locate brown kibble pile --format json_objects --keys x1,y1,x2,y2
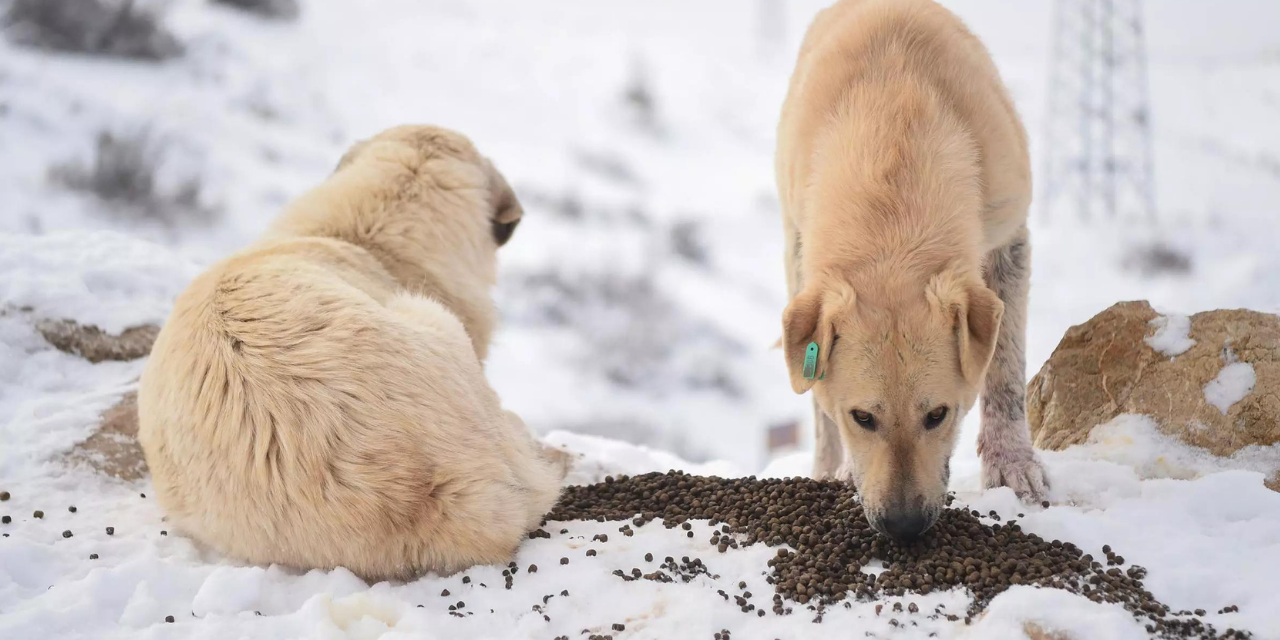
[{"x1": 548, "y1": 471, "x2": 1247, "y2": 640}]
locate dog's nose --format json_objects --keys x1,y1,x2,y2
[{"x1": 882, "y1": 512, "x2": 929, "y2": 542}]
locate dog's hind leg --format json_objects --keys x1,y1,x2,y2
[{"x1": 978, "y1": 226, "x2": 1049, "y2": 501}]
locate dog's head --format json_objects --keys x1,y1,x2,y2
[
  {"x1": 782, "y1": 268, "x2": 1003, "y2": 541},
  {"x1": 332, "y1": 124, "x2": 524, "y2": 254}
]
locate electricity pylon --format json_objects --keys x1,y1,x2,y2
[{"x1": 1041, "y1": 0, "x2": 1156, "y2": 222}]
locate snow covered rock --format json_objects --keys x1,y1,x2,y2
[
  {"x1": 31, "y1": 317, "x2": 158, "y2": 363},
  {"x1": 1028, "y1": 301, "x2": 1280, "y2": 488}
]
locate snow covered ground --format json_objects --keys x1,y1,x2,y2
[
  {"x1": 2, "y1": 0, "x2": 1279, "y2": 638},
  {"x1": 1, "y1": 232, "x2": 1277, "y2": 640}
]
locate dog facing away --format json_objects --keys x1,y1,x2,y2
[
  {"x1": 138, "y1": 125, "x2": 566, "y2": 581},
  {"x1": 776, "y1": 0, "x2": 1048, "y2": 540}
]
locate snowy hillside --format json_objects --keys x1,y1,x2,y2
[{"x1": 1, "y1": 0, "x2": 1279, "y2": 638}]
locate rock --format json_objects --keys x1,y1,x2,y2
[
  {"x1": 65, "y1": 391, "x2": 147, "y2": 481},
  {"x1": 1028, "y1": 301, "x2": 1280, "y2": 461},
  {"x1": 35, "y1": 318, "x2": 158, "y2": 363}
]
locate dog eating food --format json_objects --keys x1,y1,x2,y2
[{"x1": 548, "y1": 472, "x2": 1249, "y2": 639}]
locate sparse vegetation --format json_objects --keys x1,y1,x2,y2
[
  {"x1": 622, "y1": 56, "x2": 660, "y2": 134},
  {"x1": 669, "y1": 219, "x2": 709, "y2": 266},
  {"x1": 210, "y1": 0, "x2": 299, "y2": 21},
  {"x1": 1123, "y1": 241, "x2": 1193, "y2": 277},
  {"x1": 502, "y1": 267, "x2": 744, "y2": 398},
  {"x1": 2, "y1": 0, "x2": 183, "y2": 61},
  {"x1": 49, "y1": 129, "x2": 215, "y2": 226}
]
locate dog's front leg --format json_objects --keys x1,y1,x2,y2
[
  {"x1": 812, "y1": 401, "x2": 844, "y2": 479},
  {"x1": 978, "y1": 227, "x2": 1049, "y2": 501}
]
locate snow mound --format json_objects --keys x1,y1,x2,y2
[
  {"x1": 1053, "y1": 414, "x2": 1280, "y2": 483},
  {"x1": 1145, "y1": 313, "x2": 1196, "y2": 357}
]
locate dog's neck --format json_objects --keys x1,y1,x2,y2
[
  {"x1": 360, "y1": 241, "x2": 498, "y2": 361},
  {"x1": 269, "y1": 189, "x2": 499, "y2": 362}
]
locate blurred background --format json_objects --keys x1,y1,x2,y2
[{"x1": 0, "y1": 0, "x2": 1277, "y2": 472}]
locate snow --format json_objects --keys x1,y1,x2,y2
[
  {"x1": 2, "y1": 0, "x2": 1280, "y2": 638},
  {"x1": 0, "y1": 230, "x2": 200, "y2": 334},
  {"x1": 1204, "y1": 362, "x2": 1256, "y2": 414},
  {"x1": 0, "y1": 235, "x2": 1277, "y2": 640},
  {"x1": 1146, "y1": 314, "x2": 1196, "y2": 357},
  {"x1": 1047, "y1": 414, "x2": 1280, "y2": 486}
]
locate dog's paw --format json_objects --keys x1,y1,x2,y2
[{"x1": 980, "y1": 447, "x2": 1049, "y2": 502}]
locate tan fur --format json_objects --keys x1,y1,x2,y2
[
  {"x1": 776, "y1": 0, "x2": 1046, "y2": 538},
  {"x1": 137, "y1": 125, "x2": 565, "y2": 581}
]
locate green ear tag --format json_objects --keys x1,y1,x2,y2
[{"x1": 803, "y1": 341, "x2": 819, "y2": 380}]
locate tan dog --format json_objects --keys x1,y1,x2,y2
[
  {"x1": 138, "y1": 125, "x2": 566, "y2": 581},
  {"x1": 776, "y1": 0, "x2": 1047, "y2": 540}
]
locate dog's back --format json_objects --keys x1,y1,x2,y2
[
  {"x1": 138, "y1": 126, "x2": 564, "y2": 580},
  {"x1": 777, "y1": 0, "x2": 1030, "y2": 253}
]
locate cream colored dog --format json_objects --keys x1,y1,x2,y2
[
  {"x1": 138, "y1": 125, "x2": 566, "y2": 581},
  {"x1": 776, "y1": 0, "x2": 1047, "y2": 540}
]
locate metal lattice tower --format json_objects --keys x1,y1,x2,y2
[{"x1": 1041, "y1": 0, "x2": 1156, "y2": 222}]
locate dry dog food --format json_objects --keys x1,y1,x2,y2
[{"x1": 548, "y1": 471, "x2": 1247, "y2": 639}]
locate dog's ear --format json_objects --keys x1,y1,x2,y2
[
  {"x1": 484, "y1": 158, "x2": 523, "y2": 246},
  {"x1": 782, "y1": 285, "x2": 846, "y2": 394},
  {"x1": 930, "y1": 272, "x2": 1004, "y2": 385}
]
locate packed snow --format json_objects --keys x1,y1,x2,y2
[
  {"x1": 2, "y1": 0, "x2": 1280, "y2": 638},
  {"x1": 1145, "y1": 314, "x2": 1197, "y2": 358}
]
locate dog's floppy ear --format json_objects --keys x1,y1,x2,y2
[
  {"x1": 484, "y1": 158, "x2": 523, "y2": 246},
  {"x1": 930, "y1": 271, "x2": 1004, "y2": 385},
  {"x1": 781, "y1": 285, "x2": 846, "y2": 394}
]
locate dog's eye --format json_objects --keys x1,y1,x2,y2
[
  {"x1": 492, "y1": 219, "x2": 519, "y2": 246},
  {"x1": 925, "y1": 406, "x2": 948, "y2": 430},
  {"x1": 851, "y1": 410, "x2": 876, "y2": 431}
]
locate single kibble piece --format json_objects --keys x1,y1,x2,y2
[
  {"x1": 612, "y1": 623, "x2": 625, "y2": 631},
  {"x1": 1, "y1": 515, "x2": 9, "y2": 524},
  {"x1": 33, "y1": 510, "x2": 44, "y2": 519},
  {"x1": 89, "y1": 553, "x2": 98, "y2": 560},
  {"x1": 645, "y1": 553, "x2": 653, "y2": 562},
  {"x1": 462, "y1": 576, "x2": 471, "y2": 584},
  {"x1": 560, "y1": 557, "x2": 569, "y2": 565},
  {"x1": 62, "y1": 530, "x2": 73, "y2": 538},
  {"x1": 528, "y1": 564, "x2": 538, "y2": 573},
  {"x1": 441, "y1": 589, "x2": 450, "y2": 597},
  {"x1": 164, "y1": 616, "x2": 174, "y2": 623},
  {"x1": 68, "y1": 506, "x2": 77, "y2": 513},
  {"x1": 160, "y1": 530, "x2": 168, "y2": 536},
  {"x1": 0, "y1": 491, "x2": 9, "y2": 501},
  {"x1": 106, "y1": 526, "x2": 115, "y2": 535},
  {"x1": 586, "y1": 549, "x2": 597, "y2": 557}
]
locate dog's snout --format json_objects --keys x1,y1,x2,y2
[{"x1": 881, "y1": 511, "x2": 930, "y2": 542}]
